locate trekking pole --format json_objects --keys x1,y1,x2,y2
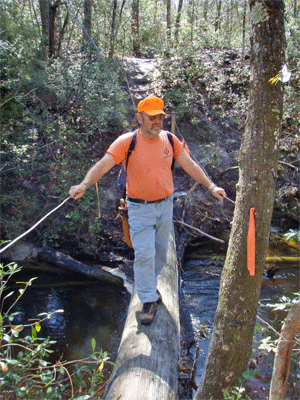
[{"x1": 225, "y1": 196, "x2": 235, "y2": 204}]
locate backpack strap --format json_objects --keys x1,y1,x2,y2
[
  {"x1": 166, "y1": 132, "x2": 175, "y2": 175},
  {"x1": 125, "y1": 130, "x2": 137, "y2": 170}
]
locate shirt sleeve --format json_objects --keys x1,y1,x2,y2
[
  {"x1": 171, "y1": 133, "x2": 185, "y2": 160},
  {"x1": 106, "y1": 132, "x2": 133, "y2": 165}
]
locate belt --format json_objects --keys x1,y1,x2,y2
[{"x1": 127, "y1": 196, "x2": 168, "y2": 204}]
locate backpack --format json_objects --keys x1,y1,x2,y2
[{"x1": 117, "y1": 130, "x2": 175, "y2": 198}]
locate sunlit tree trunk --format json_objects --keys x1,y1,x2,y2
[
  {"x1": 269, "y1": 301, "x2": 300, "y2": 400},
  {"x1": 194, "y1": 1, "x2": 286, "y2": 398}
]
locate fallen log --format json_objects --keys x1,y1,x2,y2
[
  {"x1": 103, "y1": 231, "x2": 180, "y2": 400},
  {"x1": 38, "y1": 246, "x2": 124, "y2": 287}
]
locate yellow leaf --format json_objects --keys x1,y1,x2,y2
[
  {"x1": 13, "y1": 325, "x2": 24, "y2": 332},
  {"x1": 99, "y1": 362, "x2": 104, "y2": 373},
  {"x1": 0, "y1": 362, "x2": 8, "y2": 372},
  {"x1": 269, "y1": 73, "x2": 280, "y2": 84}
]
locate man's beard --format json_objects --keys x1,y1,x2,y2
[{"x1": 148, "y1": 126, "x2": 162, "y2": 135}]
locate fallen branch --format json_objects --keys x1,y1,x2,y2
[
  {"x1": 173, "y1": 220, "x2": 225, "y2": 244},
  {"x1": 189, "y1": 346, "x2": 200, "y2": 390},
  {"x1": 278, "y1": 160, "x2": 298, "y2": 171}
]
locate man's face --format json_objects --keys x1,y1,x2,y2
[{"x1": 138, "y1": 112, "x2": 165, "y2": 137}]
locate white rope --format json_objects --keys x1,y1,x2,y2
[{"x1": 0, "y1": 197, "x2": 72, "y2": 254}]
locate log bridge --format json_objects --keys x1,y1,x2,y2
[{"x1": 103, "y1": 231, "x2": 181, "y2": 400}]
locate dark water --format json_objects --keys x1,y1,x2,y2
[
  {"x1": 181, "y1": 254, "x2": 300, "y2": 399},
  {"x1": 4, "y1": 263, "x2": 130, "y2": 362},
  {"x1": 4, "y1": 247, "x2": 299, "y2": 399}
]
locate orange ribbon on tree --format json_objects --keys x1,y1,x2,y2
[{"x1": 247, "y1": 207, "x2": 256, "y2": 276}]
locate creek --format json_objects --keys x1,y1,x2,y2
[
  {"x1": 182, "y1": 238, "x2": 299, "y2": 400},
  {"x1": 5, "y1": 263, "x2": 130, "y2": 363},
  {"x1": 4, "y1": 240, "x2": 299, "y2": 399}
]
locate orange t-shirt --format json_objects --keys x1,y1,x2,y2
[{"x1": 107, "y1": 130, "x2": 184, "y2": 201}]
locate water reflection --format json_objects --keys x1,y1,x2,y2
[{"x1": 6, "y1": 264, "x2": 130, "y2": 362}]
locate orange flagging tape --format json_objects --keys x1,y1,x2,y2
[{"x1": 247, "y1": 207, "x2": 256, "y2": 276}]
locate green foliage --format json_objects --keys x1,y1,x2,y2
[
  {"x1": 1, "y1": 51, "x2": 127, "y2": 254},
  {"x1": 284, "y1": 229, "x2": 300, "y2": 245},
  {"x1": 0, "y1": 263, "x2": 111, "y2": 399},
  {"x1": 222, "y1": 370, "x2": 257, "y2": 400},
  {"x1": 258, "y1": 293, "x2": 300, "y2": 358}
]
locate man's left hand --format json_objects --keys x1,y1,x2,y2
[{"x1": 211, "y1": 186, "x2": 226, "y2": 201}]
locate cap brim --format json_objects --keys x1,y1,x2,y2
[{"x1": 143, "y1": 110, "x2": 167, "y2": 116}]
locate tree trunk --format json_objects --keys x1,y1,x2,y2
[
  {"x1": 214, "y1": 0, "x2": 222, "y2": 31},
  {"x1": 188, "y1": 0, "x2": 195, "y2": 44},
  {"x1": 166, "y1": 0, "x2": 171, "y2": 45},
  {"x1": 132, "y1": 0, "x2": 140, "y2": 57},
  {"x1": 110, "y1": 0, "x2": 127, "y2": 58},
  {"x1": 293, "y1": 0, "x2": 298, "y2": 18},
  {"x1": 269, "y1": 301, "x2": 300, "y2": 400},
  {"x1": 49, "y1": 2, "x2": 59, "y2": 58},
  {"x1": 175, "y1": 0, "x2": 184, "y2": 46},
  {"x1": 39, "y1": 0, "x2": 50, "y2": 59},
  {"x1": 194, "y1": 1, "x2": 286, "y2": 398},
  {"x1": 203, "y1": 0, "x2": 208, "y2": 21},
  {"x1": 83, "y1": 0, "x2": 93, "y2": 49},
  {"x1": 57, "y1": 10, "x2": 69, "y2": 57},
  {"x1": 241, "y1": 0, "x2": 247, "y2": 67},
  {"x1": 109, "y1": 0, "x2": 118, "y2": 57}
]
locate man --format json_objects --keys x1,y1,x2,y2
[{"x1": 69, "y1": 96, "x2": 226, "y2": 325}]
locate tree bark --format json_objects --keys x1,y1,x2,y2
[
  {"x1": 57, "y1": 10, "x2": 69, "y2": 57},
  {"x1": 132, "y1": 0, "x2": 140, "y2": 57},
  {"x1": 194, "y1": 1, "x2": 286, "y2": 398},
  {"x1": 109, "y1": 0, "x2": 118, "y2": 58},
  {"x1": 214, "y1": 0, "x2": 222, "y2": 31},
  {"x1": 166, "y1": 0, "x2": 171, "y2": 45},
  {"x1": 175, "y1": 0, "x2": 184, "y2": 45},
  {"x1": 83, "y1": 0, "x2": 93, "y2": 49},
  {"x1": 269, "y1": 301, "x2": 300, "y2": 400},
  {"x1": 109, "y1": 0, "x2": 127, "y2": 58},
  {"x1": 241, "y1": 0, "x2": 247, "y2": 67},
  {"x1": 39, "y1": 0, "x2": 50, "y2": 59}
]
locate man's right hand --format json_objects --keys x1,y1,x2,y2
[{"x1": 69, "y1": 183, "x2": 87, "y2": 200}]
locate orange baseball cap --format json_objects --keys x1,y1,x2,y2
[{"x1": 137, "y1": 96, "x2": 167, "y2": 116}]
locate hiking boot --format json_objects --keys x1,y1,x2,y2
[
  {"x1": 140, "y1": 302, "x2": 157, "y2": 325},
  {"x1": 157, "y1": 290, "x2": 162, "y2": 304}
]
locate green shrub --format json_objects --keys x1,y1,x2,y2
[{"x1": 0, "y1": 262, "x2": 111, "y2": 399}]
